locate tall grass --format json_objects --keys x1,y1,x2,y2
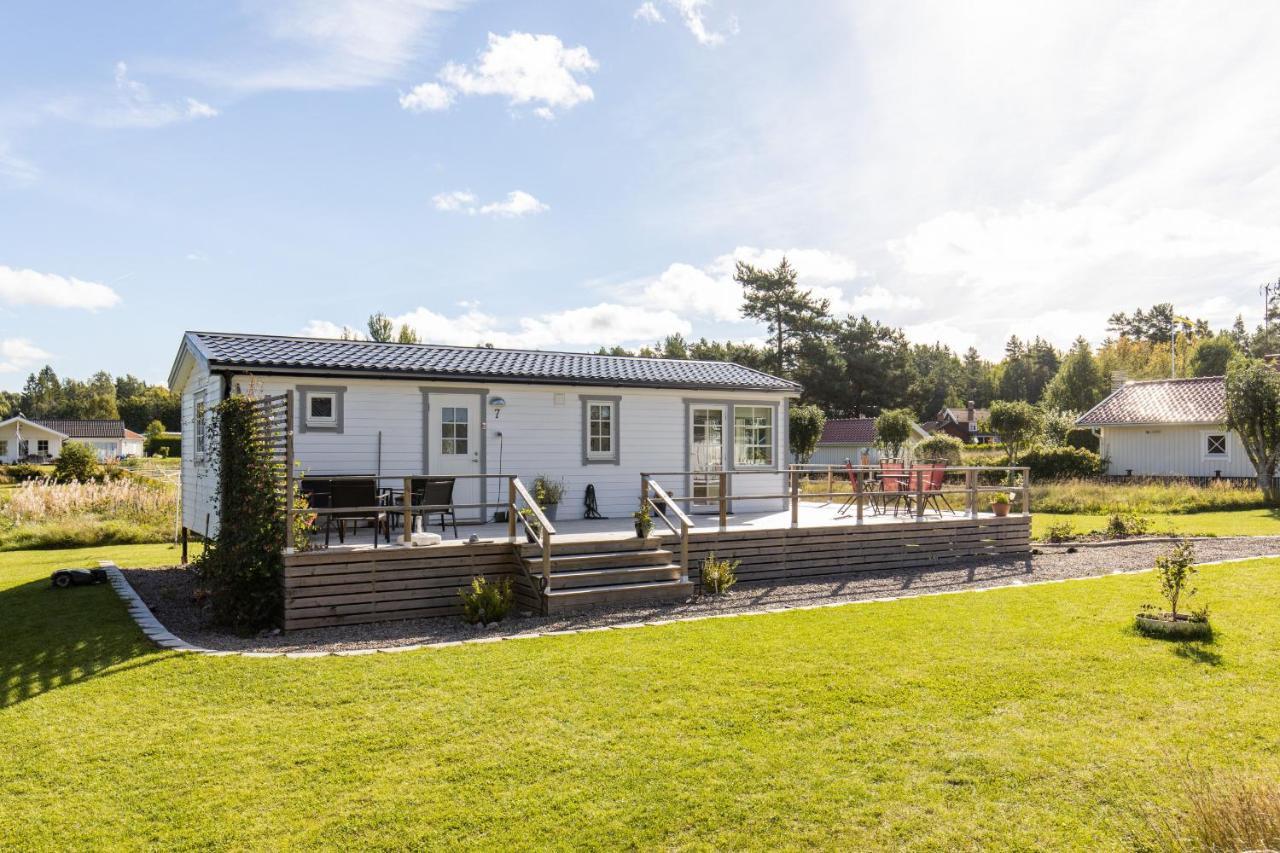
[
  {"x1": 0, "y1": 478, "x2": 175, "y2": 550},
  {"x1": 1135, "y1": 764, "x2": 1280, "y2": 852},
  {"x1": 1031, "y1": 479, "x2": 1267, "y2": 515}
]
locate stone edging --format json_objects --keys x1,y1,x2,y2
[{"x1": 102, "y1": 553, "x2": 1280, "y2": 659}]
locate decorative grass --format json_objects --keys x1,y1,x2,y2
[
  {"x1": 2, "y1": 544, "x2": 1279, "y2": 849},
  {"x1": 1032, "y1": 509, "x2": 1280, "y2": 541},
  {"x1": 1030, "y1": 478, "x2": 1267, "y2": 515},
  {"x1": 0, "y1": 478, "x2": 175, "y2": 551}
]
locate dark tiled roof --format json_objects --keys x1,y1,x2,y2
[
  {"x1": 186, "y1": 331, "x2": 799, "y2": 392},
  {"x1": 35, "y1": 419, "x2": 126, "y2": 438},
  {"x1": 818, "y1": 418, "x2": 877, "y2": 444},
  {"x1": 1076, "y1": 376, "x2": 1225, "y2": 426}
]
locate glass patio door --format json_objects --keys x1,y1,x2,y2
[{"x1": 689, "y1": 406, "x2": 726, "y2": 510}]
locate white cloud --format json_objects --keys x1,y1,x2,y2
[
  {"x1": 0, "y1": 338, "x2": 51, "y2": 373},
  {"x1": 0, "y1": 144, "x2": 39, "y2": 185},
  {"x1": 404, "y1": 32, "x2": 598, "y2": 118},
  {"x1": 43, "y1": 62, "x2": 219, "y2": 129},
  {"x1": 433, "y1": 189, "x2": 549, "y2": 218},
  {"x1": 399, "y1": 82, "x2": 454, "y2": 112},
  {"x1": 0, "y1": 265, "x2": 121, "y2": 311},
  {"x1": 641, "y1": 1, "x2": 735, "y2": 46},
  {"x1": 185, "y1": 251, "x2": 209, "y2": 262},
  {"x1": 174, "y1": 0, "x2": 470, "y2": 93},
  {"x1": 308, "y1": 303, "x2": 686, "y2": 350},
  {"x1": 634, "y1": 3, "x2": 665, "y2": 24},
  {"x1": 300, "y1": 320, "x2": 356, "y2": 339}
]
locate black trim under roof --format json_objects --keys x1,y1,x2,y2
[{"x1": 185, "y1": 331, "x2": 800, "y2": 393}]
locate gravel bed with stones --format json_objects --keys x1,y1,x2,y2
[{"x1": 119, "y1": 536, "x2": 1280, "y2": 654}]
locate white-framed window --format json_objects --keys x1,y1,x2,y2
[
  {"x1": 440, "y1": 406, "x2": 469, "y2": 455},
  {"x1": 734, "y1": 405, "x2": 774, "y2": 467},
  {"x1": 194, "y1": 391, "x2": 207, "y2": 456},
  {"x1": 0, "y1": 440, "x2": 7, "y2": 457},
  {"x1": 307, "y1": 392, "x2": 337, "y2": 428},
  {"x1": 588, "y1": 401, "x2": 615, "y2": 460},
  {"x1": 1204, "y1": 432, "x2": 1229, "y2": 460},
  {"x1": 581, "y1": 396, "x2": 621, "y2": 465},
  {"x1": 37, "y1": 439, "x2": 49, "y2": 455}
]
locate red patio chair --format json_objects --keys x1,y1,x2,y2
[
  {"x1": 913, "y1": 462, "x2": 953, "y2": 517},
  {"x1": 878, "y1": 460, "x2": 911, "y2": 516}
]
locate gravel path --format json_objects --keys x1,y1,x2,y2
[{"x1": 120, "y1": 537, "x2": 1280, "y2": 654}]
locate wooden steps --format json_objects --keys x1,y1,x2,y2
[{"x1": 521, "y1": 542, "x2": 692, "y2": 613}]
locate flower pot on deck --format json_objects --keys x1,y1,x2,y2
[
  {"x1": 991, "y1": 502, "x2": 1010, "y2": 517},
  {"x1": 1135, "y1": 612, "x2": 1212, "y2": 640},
  {"x1": 635, "y1": 522, "x2": 652, "y2": 539},
  {"x1": 543, "y1": 503, "x2": 558, "y2": 522}
]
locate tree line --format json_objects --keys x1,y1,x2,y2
[{"x1": 1, "y1": 366, "x2": 180, "y2": 432}]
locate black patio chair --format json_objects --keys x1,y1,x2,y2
[
  {"x1": 327, "y1": 478, "x2": 389, "y2": 547},
  {"x1": 388, "y1": 476, "x2": 458, "y2": 538}
]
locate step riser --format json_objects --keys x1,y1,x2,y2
[
  {"x1": 517, "y1": 536, "x2": 665, "y2": 558},
  {"x1": 529, "y1": 550, "x2": 673, "y2": 570},
  {"x1": 544, "y1": 582, "x2": 694, "y2": 612},
  {"x1": 547, "y1": 567, "x2": 683, "y2": 589}
]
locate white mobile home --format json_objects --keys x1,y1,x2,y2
[
  {"x1": 1076, "y1": 376, "x2": 1253, "y2": 480},
  {"x1": 168, "y1": 331, "x2": 800, "y2": 538},
  {"x1": 0, "y1": 416, "x2": 142, "y2": 462}
]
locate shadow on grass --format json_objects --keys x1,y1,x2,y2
[
  {"x1": 1172, "y1": 643, "x2": 1224, "y2": 666},
  {"x1": 0, "y1": 577, "x2": 164, "y2": 709}
]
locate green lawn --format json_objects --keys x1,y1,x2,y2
[
  {"x1": 1033, "y1": 508, "x2": 1280, "y2": 540},
  {"x1": 3, "y1": 543, "x2": 1278, "y2": 849}
]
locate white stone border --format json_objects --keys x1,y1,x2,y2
[{"x1": 101, "y1": 553, "x2": 1280, "y2": 659}]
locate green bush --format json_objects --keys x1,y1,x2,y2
[
  {"x1": 701, "y1": 552, "x2": 740, "y2": 595},
  {"x1": 1043, "y1": 521, "x2": 1077, "y2": 543},
  {"x1": 1064, "y1": 428, "x2": 1100, "y2": 452},
  {"x1": 53, "y1": 441, "x2": 100, "y2": 483},
  {"x1": 1105, "y1": 512, "x2": 1151, "y2": 538},
  {"x1": 914, "y1": 434, "x2": 963, "y2": 465},
  {"x1": 0, "y1": 463, "x2": 46, "y2": 483},
  {"x1": 146, "y1": 435, "x2": 181, "y2": 457},
  {"x1": 459, "y1": 576, "x2": 514, "y2": 624},
  {"x1": 1020, "y1": 445, "x2": 1107, "y2": 481}
]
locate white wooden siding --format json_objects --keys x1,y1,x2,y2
[
  {"x1": 233, "y1": 374, "x2": 790, "y2": 521},
  {"x1": 1100, "y1": 425, "x2": 1255, "y2": 479},
  {"x1": 181, "y1": 367, "x2": 223, "y2": 536},
  {"x1": 0, "y1": 422, "x2": 64, "y2": 462}
]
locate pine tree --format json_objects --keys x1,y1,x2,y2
[{"x1": 736, "y1": 257, "x2": 829, "y2": 377}]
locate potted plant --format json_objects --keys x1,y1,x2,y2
[
  {"x1": 633, "y1": 501, "x2": 653, "y2": 539},
  {"x1": 1135, "y1": 540, "x2": 1211, "y2": 640},
  {"x1": 518, "y1": 507, "x2": 542, "y2": 543},
  {"x1": 532, "y1": 474, "x2": 564, "y2": 521},
  {"x1": 991, "y1": 491, "x2": 1013, "y2": 517}
]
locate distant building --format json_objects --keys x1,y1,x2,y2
[
  {"x1": 931, "y1": 401, "x2": 996, "y2": 444},
  {"x1": 0, "y1": 415, "x2": 143, "y2": 462},
  {"x1": 807, "y1": 417, "x2": 929, "y2": 465}
]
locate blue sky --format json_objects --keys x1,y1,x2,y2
[{"x1": 3, "y1": 1, "x2": 1280, "y2": 389}]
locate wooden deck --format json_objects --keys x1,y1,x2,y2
[{"x1": 283, "y1": 504, "x2": 1031, "y2": 630}]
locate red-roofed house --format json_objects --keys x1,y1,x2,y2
[
  {"x1": 807, "y1": 417, "x2": 929, "y2": 465},
  {"x1": 1076, "y1": 376, "x2": 1249, "y2": 479}
]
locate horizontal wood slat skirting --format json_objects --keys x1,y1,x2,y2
[{"x1": 281, "y1": 516, "x2": 1031, "y2": 630}]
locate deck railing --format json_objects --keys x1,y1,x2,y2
[
  {"x1": 508, "y1": 475, "x2": 556, "y2": 588},
  {"x1": 641, "y1": 464, "x2": 1031, "y2": 531},
  {"x1": 641, "y1": 476, "x2": 692, "y2": 581}
]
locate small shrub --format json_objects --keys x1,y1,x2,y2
[
  {"x1": 914, "y1": 434, "x2": 963, "y2": 465},
  {"x1": 1153, "y1": 539, "x2": 1199, "y2": 619},
  {"x1": 633, "y1": 501, "x2": 653, "y2": 538},
  {"x1": 1020, "y1": 445, "x2": 1107, "y2": 481},
  {"x1": 459, "y1": 576, "x2": 514, "y2": 625},
  {"x1": 54, "y1": 441, "x2": 99, "y2": 483},
  {"x1": 1105, "y1": 512, "x2": 1151, "y2": 538},
  {"x1": 1135, "y1": 764, "x2": 1280, "y2": 852},
  {"x1": 532, "y1": 474, "x2": 565, "y2": 506},
  {"x1": 145, "y1": 435, "x2": 181, "y2": 457},
  {"x1": 1043, "y1": 520, "x2": 1076, "y2": 543},
  {"x1": 0, "y1": 463, "x2": 45, "y2": 483},
  {"x1": 701, "y1": 551, "x2": 739, "y2": 595}
]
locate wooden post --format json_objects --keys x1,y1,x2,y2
[
  {"x1": 967, "y1": 469, "x2": 977, "y2": 518},
  {"x1": 541, "y1": 527, "x2": 552, "y2": 591},
  {"x1": 507, "y1": 476, "x2": 517, "y2": 540},
  {"x1": 640, "y1": 473, "x2": 649, "y2": 510},
  {"x1": 718, "y1": 472, "x2": 728, "y2": 531},
  {"x1": 1021, "y1": 468, "x2": 1031, "y2": 515},
  {"x1": 915, "y1": 468, "x2": 925, "y2": 520},
  {"x1": 402, "y1": 476, "x2": 413, "y2": 544},
  {"x1": 181, "y1": 526, "x2": 188, "y2": 564},
  {"x1": 826, "y1": 466, "x2": 833, "y2": 504},
  {"x1": 855, "y1": 469, "x2": 864, "y2": 523},
  {"x1": 790, "y1": 468, "x2": 799, "y2": 528},
  {"x1": 680, "y1": 520, "x2": 690, "y2": 583},
  {"x1": 284, "y1": 391, "x2": 295, "y2": 553}
]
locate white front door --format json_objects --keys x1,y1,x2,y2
[
  {"x1": 427, "y1": 394, "x2": 483, "y2": 522},
  {"x1": 690, "y1": 405, "x2": 727, "y2": 511}
]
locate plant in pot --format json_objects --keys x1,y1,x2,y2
[
  {"x1": 532, "y1": 474, "x2": 564, "y2": 521},
  {"x1": 633, "y1": 501, "x2": 653, "y2": 539},
  {"x1": 518, "y1": 507, "x2": 542, "y2": 543},
  {"x1": 990, "y1": 491, "x2": 1014, "y2": 517},
  {"x1": 1135, "y1": 540, "x2": 1211, "y2": 640}
]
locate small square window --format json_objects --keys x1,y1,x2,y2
[
  {"x1": 308, "y1": 393, "x2": 336, "y2": 426},
  {"x1": 37, "y1": 440, "x2": 50, "y2": 455},
  {"x1": 441, "y1": 407, "x2": 469, "y2": 455},
  {"x1": 1206, "y1": 434, "x2": 1227, "y2": 456}
]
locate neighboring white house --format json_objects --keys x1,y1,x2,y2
[
  {"x1": 1076, "y1": 376, "x2": 1254, "y2": 480},
  {"x1": 168, "y1": 331, "x2": 801, "y2": 538},
  {"x1": 0, "y1": 416, "x2": 143, "y2": 462},
  {"x1": 806, "y1": 417, "x2": 930, "y2": 466}
]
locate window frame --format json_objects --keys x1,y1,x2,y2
[
  {"x1": 36, "y1": 439, "x2": 50, "y2": 456},
  {"x1": 580, "y1": 395, "x2": 621, "y2": 465},
  {"x1": 0, "y1": 439, "x2": 7, "y2": 457},
  {"x1": 306, "y1": 392, "x2": 338, "y2": 428},
  {"x1": 733, "y1": 404, "x2": 775, "y2": 468},
  {"x1": 439, "y1": 405, "x2": 470, "y2": 456},
  {"x1": 297, "y1": 385, "x2": 347, "y2": 434},
  {"x1": 193, "y1": 391, "x2": 207, "y2": 458},
  {"x1": 1203, "y1": 431, "x2": 1230, "y2": 462}
]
